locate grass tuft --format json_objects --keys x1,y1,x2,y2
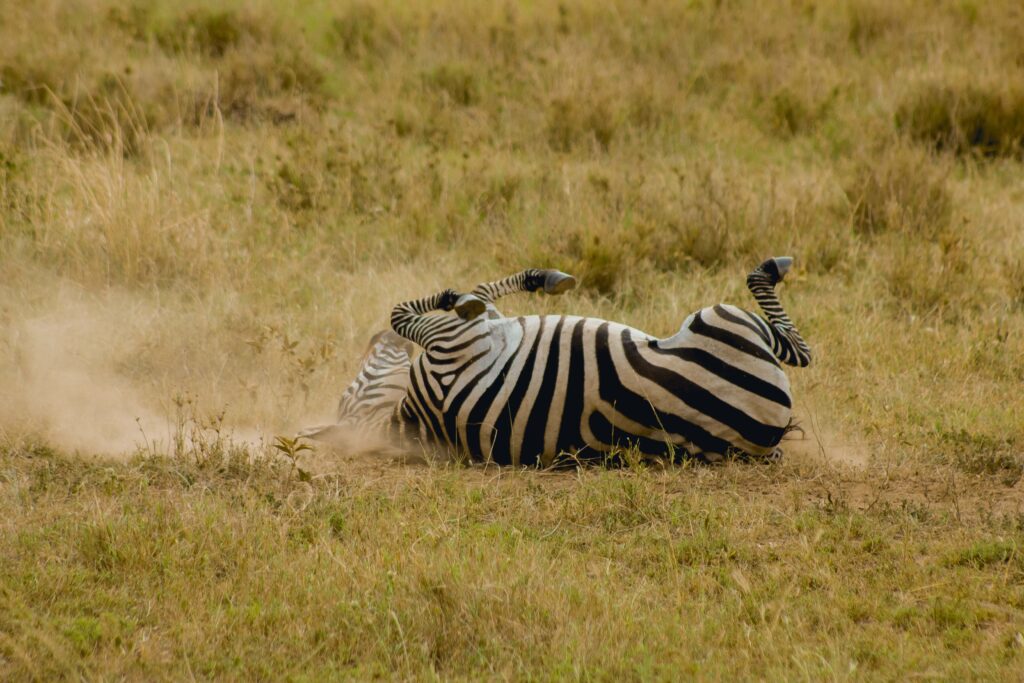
[
  {"x1": 896, "y1": 80, "x2": 1024, "y2": 158},
  {"x1": 846, "y1": 142, "x2": 952, "y2": 238},
  {"x1": 947, "y1": 540, "x2": 1019, "y2": 569},
  {"x1": 155, "y1": 8, "x2": 270, "y2": 59}
]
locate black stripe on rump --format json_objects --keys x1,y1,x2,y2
[
  {"x1": 588, "y1": 411, "x2": 680, "y2": 457},
  {"x1": 520, "y1": 317, "x2": 565, "y2": 466},
  {"x1": 713, "y1": 304, "x2": 771, "y2": 346},
  {"x1": 688, "y1": 310, "x2": 779, "y2": 367},
  {"x1": 621, "y1": 329, "x2": 787, "y2": 449},
  {"x1": 743, "y1": 310, "x2": 773, "y2": 339},
  {"x1": 554, "y1": 318, "x2": 588, "y2": 456},
  {"x1": 648, "y1": 344, "x2": 791, "y2": 408},
  {"x1": 593, "y1": 323, "x2": 733, "y2": 455}
]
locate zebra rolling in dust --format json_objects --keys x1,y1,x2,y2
[
  {"x1": 299, "y1": 269, "x2": 577, "y2": 443},
  {"x1": 390, "y1": 257, "x2": 811, "y2": 466},
  {"x1": 297, "y1": 330, "x2": 417, "y2": 442}
]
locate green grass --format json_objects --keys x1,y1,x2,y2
[
  {"x1": 2, "y1": 0, "x2": 1024, "y2": 678},
  {"x1": 2, "y1": 444, "x2": 1023, "y2": 680}
]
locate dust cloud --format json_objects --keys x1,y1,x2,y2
[
  {"x1": 0, "y1": 291, "x2": 166, "y2": 458},
  {"x1": 784, "y1": 408, "x2": 871, "y2": 469}
]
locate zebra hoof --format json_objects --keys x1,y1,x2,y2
[
  {"x1": 542, "y1": 270, "x2": 577, "y2": 295},
  {"x1": 454, "y1": 294, "x2": 487, "y2": 320},
  {"x1": 772, "y1": 256, "x2": 794, "y2": 281}
]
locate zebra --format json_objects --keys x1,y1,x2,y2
[
  {"x1": 390, "y1": 257, "x2": 811, "y2": 466},
  {"x1": 298, "y1": 269, "x2": 577, "y2": 441},
  {"x1": 296, "y1": 330, "x2": 416, "y2": 442}
]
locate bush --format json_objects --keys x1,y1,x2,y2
[
  {"x1": 847, "y1": 0, "x2": 902, "y2": 53},
  {"x1": 547, "y1": 97, "x2": 618, "y2": 153},
  {"x1": 424, "y1": 64, "x2": 480, "y2": 107},
  {"x1": 1005, "y1": 257, "x2": 1024, "y2": 308},
  {"x1": 767, "y1": 86, "x2": 834, "y2": 138},
  {"x1": 882, "y1": 231, "x2": 978, "y2": 318},
  {"x1": 156, "y1": 9, "x2": 269, "y2": 58},
  {"x1": 566, "y1": 230, "x2": 630, "y2": 296},
  {"x1": 204, "y1": 46, "x2": 328, "y2": 124},
  {"x1": 0, "y1": 58, "x2": 155, "y2": 156},
  {"x1": 846, "y1": 143, "x2": 952, "y2": 238},
  {"x1": 939, "y1": 428, "x2": 1023, "y2": 486},
  {"x1": 896, "y1": 81, "x2": 1024, "y2": 158},
  {"x1": 330, "y1": 4, "x2": 388, "y2": 60}
]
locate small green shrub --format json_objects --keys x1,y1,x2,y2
[
  {"x1": 547, "y1": 97, "x2": 618, "y2": 153},
  {"x1": 330, "y1": 4, "x2": 386, "y2": 60},
  {"x1": 156, "y1": 9, "x2": 269, "y2": 58},
  {"x1": 946, "y1": 540, "x2": 1018, "y2": 569},
  {"x1": 896, "y1": 81, "x2": 1024, "y2": 158},
  {"x1": 211, "y1": 46, "x2": 328, "y2": 123},
  {"x1": 929, "y1": 599, "x2": 975, "y2": 633},
  {"x1": 940, "y1": 428, "x2": 1023, "y2": 485},
  {"x1": 424, "y1": 64, "x2": 479, "y2": 107},
  {"x1": 63, "y1": 617, "x2": 103, "y2": 655},
  {"x1": 847, "y1": 0, "x2": 901, "y2": 53}
]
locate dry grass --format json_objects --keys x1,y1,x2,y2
[
  {"x1": 2, "y1": 440, "x2": 1024, "y2": 680},
  {"x1": 2, "y1": 0, "x2": 1024, "y2": 678}
]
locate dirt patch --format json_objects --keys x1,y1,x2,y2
[
  {"x1": 299, "y1": 424, "x2": 431, "y2": 478},
  {"x1": 783, "y1": 408, "x2": 872, "y2": 470}
]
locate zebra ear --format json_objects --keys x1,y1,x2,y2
[
  {"x1": 542, "y1": 270, "x2": 577, "y2": 295},
  {"x1": 454, "y1": 294, "x2": 487, "y2": 320}
]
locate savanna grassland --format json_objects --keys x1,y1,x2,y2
[{"x1": 2, "y1": 0, "x2": 1024, "y2": 679}]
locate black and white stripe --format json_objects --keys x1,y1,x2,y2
[
  {"x1": 299, "y1": 270, "x2": 576, "y2": 440},
  {"x1": 297, "y1": 330, "x2": 416, "y2": 441},
  {"x1": 333, "y1": 330, "x2": 417, "y2": 429},
  {"x1": 390, "y1": 257, "x2": 811, "y2": 465}
]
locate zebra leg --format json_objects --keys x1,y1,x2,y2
[
  {"x1": 746, "y1": 256, "x2": 812, "y2": 368},
  {"x1": 454, "y1": 269, "x2": 578, "y2": 321},
  {"x1": 390, "y1": 288, "x2": 464, "y2": 349},
  {"x1": 470, "y1": 269, "x2": 577, "y2": 305}
]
